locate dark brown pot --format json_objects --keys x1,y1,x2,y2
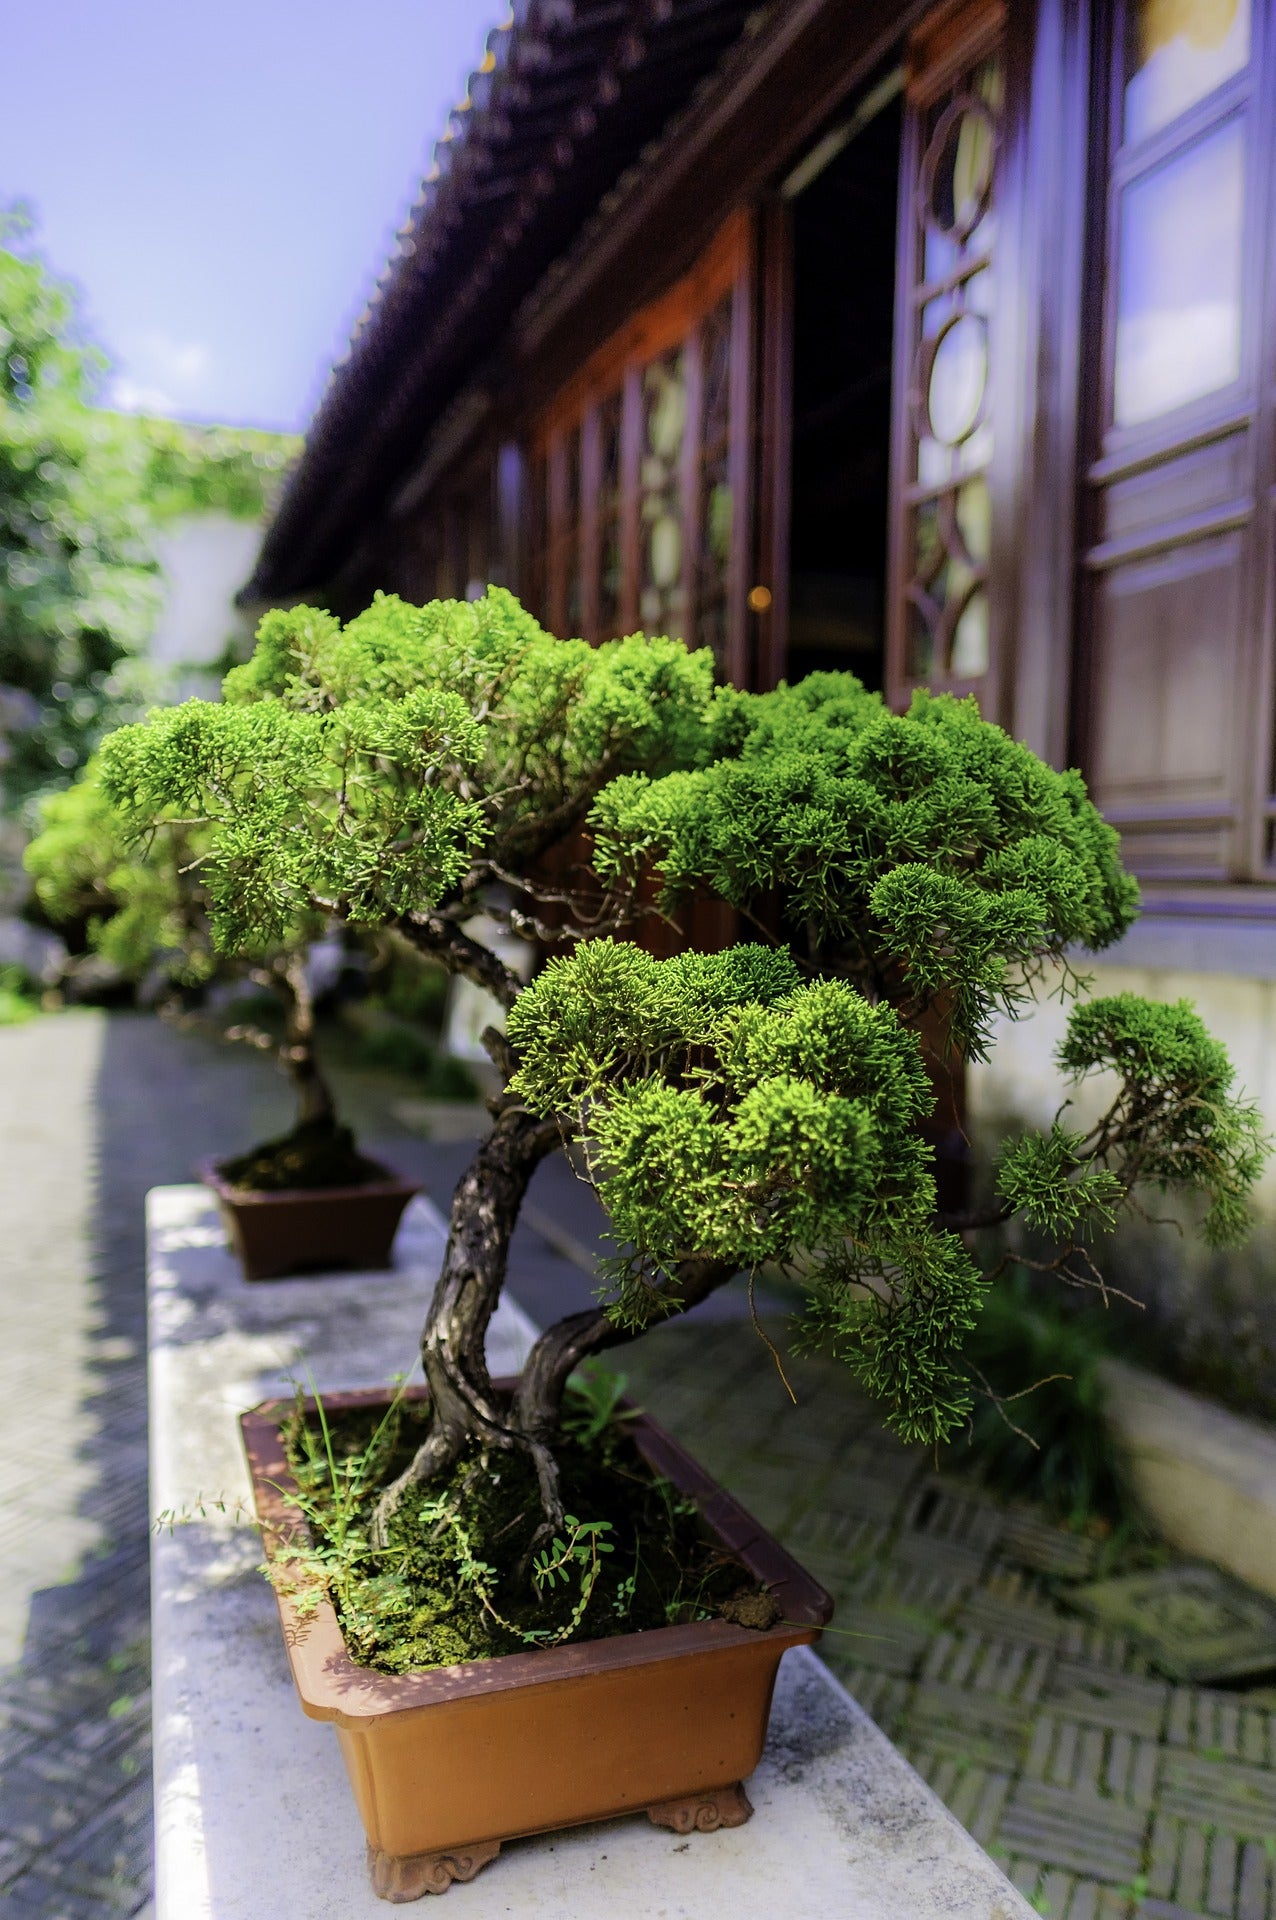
[
  {"x1": 201, "y1": 1160, "x2": 419, "y2": 1282},
  {"x1": 241, "y1": 1385, "x2": 833, "y2": 1901}
]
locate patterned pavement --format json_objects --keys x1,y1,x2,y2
[
  {"x1": 622, "y1": 1322, "x2": 1276, "y2": 1920},
  {"x1": 1, "y1": 1010, "x2": 1273, "y2": 1918}
]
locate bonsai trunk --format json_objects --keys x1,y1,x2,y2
[
  {"x1": 277, "y1": 952, "x2": 337, "y2": 1129},
  {"x1": 370, "y1": 1102, "x2": 561, "y2": 1542},
  {"x1": 370, "y1": 1085, "x2": 738, "y2": 1544}
]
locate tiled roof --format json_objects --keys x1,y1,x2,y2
[{"x1": 247, "y1": 0, "x2": 767, "y2": 601}]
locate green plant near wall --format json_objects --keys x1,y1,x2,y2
[
  {"x1": 955, "y1": 1267, "x2": 1135, "y2": 1527},
  {"x1": 0, "y1": 208, "x2": 160, "y2": 815},
  {"x1": 89, "y1": 588, "x2": 1268, "y2": 1579},
  {"x1": 127, "y1": 415, "x2": 300, "y2": 525},
  {"x1": 0, "y1": 205, "x2": 298, "y2": 820}
]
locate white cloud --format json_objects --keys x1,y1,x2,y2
[{"x1": 108, "y1": 332, "x2": 213, "y2": 415}]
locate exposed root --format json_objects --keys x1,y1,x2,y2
[
  {"x1": 369, "y1": 1428, "x2": 465, "y2": 1547},
  {"x1": 516, "y1": 1434, "x2": 567, "y2": 1579}
]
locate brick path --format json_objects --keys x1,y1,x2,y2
[
  {"x1": 1, "y1": 1010, "x2": 1273, "y2": 1919},
  {"x1": 622, "y1": 1322, "x2": 1276, "y2": 1920}
]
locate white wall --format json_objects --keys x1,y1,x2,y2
[{"x1": 148, "y1": 513, "x2": 263, "y2": 692}]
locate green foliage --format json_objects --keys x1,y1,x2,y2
[
  {"x1": 99, "y1": 690, "x2": 486, "y2": 951},
  {"x1": 351, "y1": 1013, "x2": 478, "y2": 1098},
  {"x1": 127, "y1": 415, "x2": 298, "y2": 524},
  {"x1": 99, "y1": 588, "x2": 725, "y2": 953},
  {"x1": 0, "y1": 212, "x2": 160, "y2": 812},
  {"x1": 0, "y1": 963, "x2": 38, "y2": 1024},
  {"x1": 590, "y1": 677, "x2": 1139, "y2": 1058},
  {"x1": 24, "y1": 763, "x2": 213, "y2": 984},
  {"x1": 561, "y1": 1366, "x2": 638, "y2": 1445},
  {"x1": 997, "y1": 1125, "x2": 1123, "y2": 1240},
  {"x1": 0, "y1": 210, "x2": 297, "y2": 820},
  {"x1": 1057, "y1": 994, "x2": 1268, "y2": 1247},
  {"x1": 956, "y1": 1269, "x2": 1138, "y2": 1529},
  {"x1": 367, "y1": 941, "x2": 450, "y2": 1027},
  {"x1": 797, "y1": 1229, "x2": 987, "y2": 1446},
  {"x1": 509, "y1": 940, "x2": 993, "y2": 1443}
]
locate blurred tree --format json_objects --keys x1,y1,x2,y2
[
  {"x1": 0, "y1": 204, "x2": 159, "y2": 820},
  {"x1": 0, "y1": 204, "x2": 299, "y2": 838}
]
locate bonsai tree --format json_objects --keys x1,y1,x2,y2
[
  {"x1": 24, "y1": 766, "x2": 362, "y2": 1189},
  {"x1": 94, "y1": 589, "x2": 1268, "y2": 1561}
]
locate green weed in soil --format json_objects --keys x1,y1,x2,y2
[{"x1": 274, "y1": 1377, "x2": 771, "y2": 1674}]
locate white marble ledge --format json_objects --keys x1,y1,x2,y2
[{"x1": 148, "y1": 1183, "x2": 1033, "y2": 1920}]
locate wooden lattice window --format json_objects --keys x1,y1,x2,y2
[
  {"x1": 888, "y1": 1, "x2": 1006, "y2": 704},
  {"x1": 528, "y1": 214, "x2": 752, "y2": 676},
  {"x1": 639, "y1": 348, "x2": 690, "y2": 634},
  {"x1": 596, "y1": 388, "x2": 625, "y2": 637},
  {"x1": 524, "y1": 446, "x2": 549, "y2": 624},
  {"x1": 696, "y1": 292, "x2": 736, "y2": 666},
  {"x1": 555, "y1": 426, "x2": 584, "y2": 637}
]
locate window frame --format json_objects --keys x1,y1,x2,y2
[
  {"x1": 886, "y1": 0, "x2": 1009, "y2": 714},
  {"x1": 1072, "y1": 0, "x2": 1276, "y2": 891},
  {"x1": 525, "y1": 212, "x2": 754, "y2": 678},
  {"x1": 1097, "y1": 0, "x2": 1258, "y2": 457}
]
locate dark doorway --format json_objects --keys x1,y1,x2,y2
[{"x1": 787, "y1": 83, "x2": 902, "y2": 692}]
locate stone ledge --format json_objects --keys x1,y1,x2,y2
[
  {"x1": 148, "y1": 1183, "x2": 1033, "y2": 1918},
  {"x1": 1100, "y1": 1357, "x2": 1276, "y2": 1599}
]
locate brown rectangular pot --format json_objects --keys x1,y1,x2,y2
[
  {"x1": 241, "y1": 1385, "x2": 832, "y2": 1896},
  {"x1": 201, "y1": 1160, "x2": 419, "y2": 1282}
]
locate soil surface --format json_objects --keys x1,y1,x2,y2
[
  {"x1": 217, "y1": 1117, "x2": 387, "y2": 1192},
  {"x1": 279, "y1": 1386, "x2": 770, "y2": 1673}
]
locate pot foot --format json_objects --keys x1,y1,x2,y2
[
  {"x1": 366, "y1": 1839, "x2": 501, "y2": 1900},
  {"x1": 647, "y1": 1782, "x2": 754, "y2": 1834}
]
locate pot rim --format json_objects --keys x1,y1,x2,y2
[
  {"x1": 240, "y1": 1382, "x2": 832, "y2": 1728},
  {"x1": 199, "y1": 1157, "x2": 421, "y2": 1208}
]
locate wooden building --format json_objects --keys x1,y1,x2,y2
[{"x1": 248, "y1": 0, "x2": 1275, "y2": 930}]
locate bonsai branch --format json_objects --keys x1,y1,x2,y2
[
  {"x1": 506, "y1": 1251, "x2": 725, "y2": 1459},
  {"x1": 979, "y1": 1242, "x2": 1144, "y2": 1311},
  {"x1": 509, "y1": 1255, "x2": 738, "y2": 1547},
  {"x1": 938, "y1": 1202, "x2": 1016, "y2": 1233},
  {"x1": 398, "y1": 912, "x2": 524, "y2": 1009}
]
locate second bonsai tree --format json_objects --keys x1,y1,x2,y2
[{"x1": 25, "y1": 760, "x2": 412, "y2": 1276}]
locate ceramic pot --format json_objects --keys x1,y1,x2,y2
[
  {"x1": 240, "y1": 1385, "x2": 832, "y2": 1900},
  {"x1": 201, "y1": 1160, "x2": 419, "y2": 1282}
]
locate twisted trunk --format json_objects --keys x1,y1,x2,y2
[
  {"x1": 371, "y1": 1098, "x2": 739, "y2": 1545},
  {"x1": 370, "y1": 1103, "x2": 560, "y2": 1540}
]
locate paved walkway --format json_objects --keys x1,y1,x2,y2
[
  {"x1": 622, "y1": 1324, "x2": 1276, "y2": 1920},
  {"x1": 0, "y1": 1010, "x2": 1273, "y2": 1919}
]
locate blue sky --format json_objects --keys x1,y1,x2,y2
[{"x1": 1, "y1": 1, "x2": 500, "y2": 433}]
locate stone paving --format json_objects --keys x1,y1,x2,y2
[
  {"x1": 1, "y1": 1008, "x2": 1274, "y2": 1919},
  {"x1": 622, "y1": 1321, "x2": 1276, "y2": 1920},
  {"x1": 0, "y1": 1012, "x2": 153, "y2": 1920}
]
